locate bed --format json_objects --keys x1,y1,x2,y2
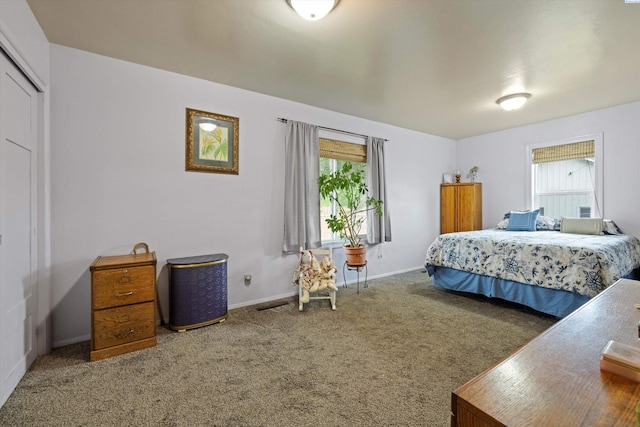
[{"x1": 424, "y1": 219, "x2": 640, "y2": 317}]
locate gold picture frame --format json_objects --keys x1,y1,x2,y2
[{"x1": 185, "y1": 108, "x2": 239, "y2": 174}]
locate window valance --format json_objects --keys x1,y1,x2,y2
[
  {"x1": 319, "y1": 138, "x2": 366, "y2": 163},
  {"x1": 532, "y1": 140, "x2": 595, "y2": 164}
]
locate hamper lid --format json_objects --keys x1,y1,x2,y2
[{"x1": 166, "y1": 253, "x2": 228, "y2": 266}]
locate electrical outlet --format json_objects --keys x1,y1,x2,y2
[{"x1": 244, "y1": 274, "x2": 252, "y2": 285}]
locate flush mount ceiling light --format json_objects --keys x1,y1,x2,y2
[
  {"x1": 286, "y1": 0, "x2": 340, "y2": 21},
  {"x1": 199, "y1": 121, "x2": 217, "y2": 132},
  {"x1": 496, "y1": 93, "x2": 532, "y2": 111}
]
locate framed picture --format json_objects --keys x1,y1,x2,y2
[
  {"x1": 185, "y1": 108, "x2": 239, "y2": 174},
  {"x1": 443, "y1": 173, "x2": 454, "y2": 183}
]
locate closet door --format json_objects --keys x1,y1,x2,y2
[{"x1": 0, "y1": 51, "x2": 38, "y2": 407}]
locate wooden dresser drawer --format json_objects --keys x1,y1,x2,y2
[
  {"x1": 92, "y1": 302, "x2": 156, "y2": 350},
  {"x1": 90, "y1": 248, "x2": 157, "y2": 361},
  {"x1": 92, "y1": 265, "x2": 155, "y2": 309}
]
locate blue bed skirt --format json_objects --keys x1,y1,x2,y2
[{"x1": 425, "y1": 265, "x2": 589, "y2": 318}]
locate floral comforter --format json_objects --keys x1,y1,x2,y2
[{"x1": 424, "y1": 229, "x2": 640, "y2": 298}]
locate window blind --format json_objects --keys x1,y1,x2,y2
[
  {"x1": 532, "y1": 140, "x2": 595, "y2": 164},
  {"x1": 319, "y1": 138, "x2": 366, "y2": 163}
]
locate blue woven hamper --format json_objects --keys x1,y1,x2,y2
[{"x1": 167, "y1": 253, "x2": 228, "y2": 332}]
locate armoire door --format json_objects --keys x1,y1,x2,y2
[
  {"x1": 0, "y1": 51, "x2": 38, "y2": 407},
  {"x1": 440, "y1": 184, "x2": 456, "y2": 234},
  {"x1": 456, "y1": 185, "x2": 477, "y2": 232}
]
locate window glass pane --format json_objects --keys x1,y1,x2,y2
[
  {"x1": 319, "y1": 157, "x2": 367, "y2": 242},
  {"x1": 319, "y1": 157, "x2": 334, "y2": 241},
  {"x1": 534, "y1": 157, "x2": 595, "y2": 219}
]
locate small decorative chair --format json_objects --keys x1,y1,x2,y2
[{"x1": 295, "y1": 247, "x2": 337, "y2": 311}]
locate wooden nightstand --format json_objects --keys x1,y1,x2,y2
[{"x1": 90, "y1": 243, "x2": 157, "y2": 362}]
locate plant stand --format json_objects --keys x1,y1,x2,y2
[{"x1": 343, "y1": 261, "x2": 367, "y2": 294}]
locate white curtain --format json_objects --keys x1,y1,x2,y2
[
  {"x1": 282, "y1": 121, "x2": 321, "y2": 253},
  {"x1": 366, "y1": 136, "x2": 392, "y2": 244}
]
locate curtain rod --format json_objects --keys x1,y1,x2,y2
[{"x1": 277, "y1": 118, "x2": 388, "y2": 142}]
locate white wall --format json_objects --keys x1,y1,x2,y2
[
  {"x1": 456, "y1": 102, "x2": 640, "y2": 237},
  {"x1": 49, "y1": 44, "x2": 455, "y2": 347}
]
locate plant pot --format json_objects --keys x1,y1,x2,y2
[{"x1": 344, "y1": 245, "x2": 366, "y2": 266}]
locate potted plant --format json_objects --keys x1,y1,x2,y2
[{"x1": 319, "y1": 162, "x2": 383, "y2": 266}]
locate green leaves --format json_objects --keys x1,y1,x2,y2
[
  {"x1": 199, "y1": 129, "x2": 228, "y2": 161},
  {"x1": 319, "y1": 162, "x2": 383, "y2": 247}
]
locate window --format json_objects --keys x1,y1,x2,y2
[
  {"x1": 319, "y1": 138, "x2": 367, "y2": 242},
  {"x1": 526, "y1": 134, "x2": 603, "y2": 219}
]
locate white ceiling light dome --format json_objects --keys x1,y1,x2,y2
[
  {"x1": 286, "y1": 0, "x2": 340, "y2": 21},
  {"x1": 496, "y1": 93, "x2": 532, "y2": 111},
  {"x1": 199, "y1": 121, "x2": 217, "y2": 132}
]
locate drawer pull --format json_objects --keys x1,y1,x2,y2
[
  {"x1": 114, "y1": 329, "x2": 134, "y2": 339},
  {"x1": 117, "y1": 275, "x2": 131, "y2": 284},
  {"x1": 115, "y1": 291, "x2": 135, "y2": 297},
  {"x1": 117, "y1": 314, "x2": 131, "y2": 323}
]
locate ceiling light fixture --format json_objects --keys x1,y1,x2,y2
[
  {"x1": 496, "y1": 93, "x2": 531, "y2": 111},
  {"x1": 199, "y1": 121, "x2": 217, "y2": 132},
  {"x1": 286, "y1": 0, "x2": 340, "y2": 21}
]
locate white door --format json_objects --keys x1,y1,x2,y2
[{"x1": 0, "y1": 51, "x2": 38, "y2": 407}]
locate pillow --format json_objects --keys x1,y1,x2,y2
[
  {"x1": 536, "y1": 215, "x2": 558, "y2": 231},
  {"x1": 560, "y1": 217, "x2": 604, "y2": 235},
  {"x1": 497, "y1": 215, "x2": 558, "y2": 231},
  {"x1": 603, "y1": 219, "x2": 623, "y2": 235},
  {"x1": 496, "y1": 219, "x2": 509, "y2": 230},
  {"x1": 506, "y1": 209, "x2": 540, "y2": 231}
]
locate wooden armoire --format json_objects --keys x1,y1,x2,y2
[{"x1": 440, "y1": 183, "x2": 482, "y2": 234}]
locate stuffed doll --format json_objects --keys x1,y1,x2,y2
[
  {"x1": 292, "y1": 250, "x2": 322, "y2": 302},
  {"x1": 306, "y1": 251, "x2": 322, "y2": 292},
  {"x1": 318, "y1": 255, "x2": 339, "y2": 292},
  {"x1": 292, "y1": 249, "x2": 313, "y2": 288}
]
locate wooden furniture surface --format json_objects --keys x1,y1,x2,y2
[
  {"x1": 90, "y1": 248, "x2": 157, "y2": 361},
  {"x1": 441, "y1": 183, "x2": 482, "y2": 234},
  {"x1": 452, "y1": 278, "x2": 640, "y2": 426}
]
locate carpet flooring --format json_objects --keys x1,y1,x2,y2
[{"x1": 0, "y1": 270, "x2": 556, "y2": 426}]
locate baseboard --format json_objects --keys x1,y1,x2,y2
[
  {"x1": 228, "y1": 266, "x2": 426, "y2": 310},
  {"x1": 342, "y1": 266, "x2": 425, "y2": 286},
  {"x1": 228, "y1": 291, "x2": 298, "y2": 310},
  {"x1": 53, "y1": 333, "x2": 91, "y2": 349}
]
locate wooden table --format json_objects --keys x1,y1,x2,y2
[{"x1": 452, "y1": 278, "x2": 640, "y2": 426}]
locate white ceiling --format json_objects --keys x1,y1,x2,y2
[{"x1": 25, "y1": 0, "x2": 640, "y2": 140}]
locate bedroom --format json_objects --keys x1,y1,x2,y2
[{"x1": 2, "y1": 0, "x2": 640, "y2": 420}]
